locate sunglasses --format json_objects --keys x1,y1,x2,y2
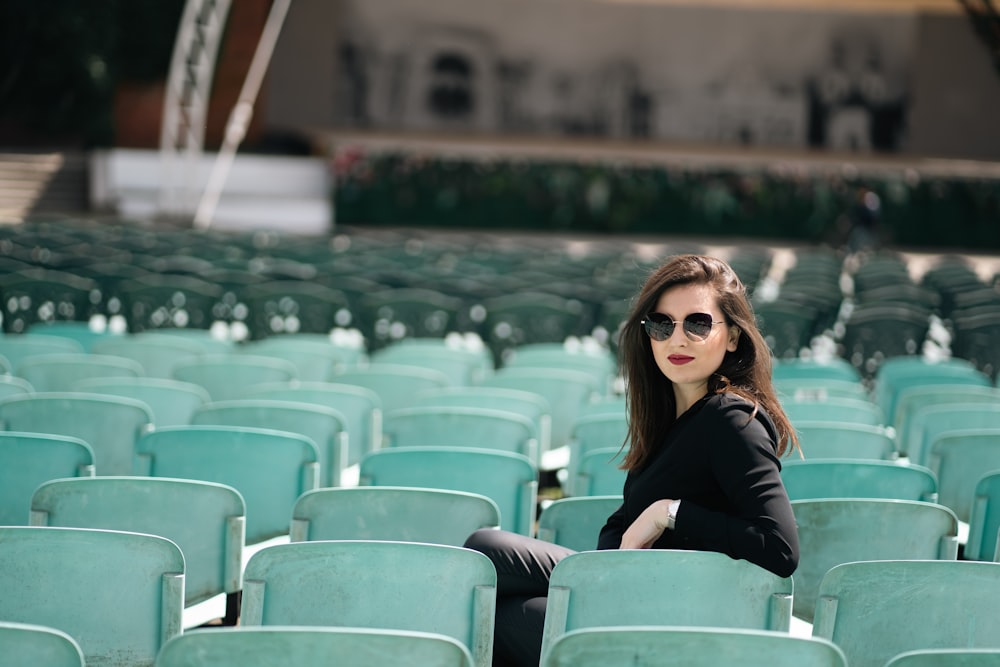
[{"x1": 641, "y1": 312, "x2": 722, "y2": 342}]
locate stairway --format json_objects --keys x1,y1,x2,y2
[{"x1": 0, "y1": 151, "x2": 90, "y2": 222}]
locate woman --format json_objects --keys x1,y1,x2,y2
[{"x1": 464, "y1": 254, "x2": 800, "y2": 667}]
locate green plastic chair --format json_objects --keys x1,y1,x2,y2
[
  {"x1": 542, "y1": 626, "x2": 847, "y2": 667},
  {"x1": 413, "y1": 386, "x2": 552, "y2": 454},
  {"x1": 755, "y1": 300, "x2": 820, "y2": 360},
  {"x1": 901, "y1": 403, "x2": 1000, "y2": 468},
  {"x1": 0, "y1": 392, "x2": 153, "y2": 475},
  {"x1": 774, "y1": 377, "x2": 871, "y2": 403},
  {"x1": 172, "y1": 354, "x2": 297, "y2": 402},
  {"x1": 242, "y1": 280, "x2": 353, "y2": 341},
  {"x1": 783, "y1": 397, "x2": 886, "y2": 427},
  {"x1": 872, "y1": 357, "x2": 990, "y2": 427},
  {"x1": 481, "y1": 366, "x2": 600, "y2": 457},
  {"x1": 794, "y1": 421, "x2": 897, "y2": 460},
  {"x1": 0, "y1": 373, "x2": 33, "y2": 400},
  {"x1": 884, "y1": 648, "x2": 1000, "y2": 667},
  {"x1": 359, "y1": 447, "x2": 537, "y2": 536},
  {"x1": 240, "y1": 381, "x2": 381, "y2": 466},
  {"x1": 574, "y1": 446, "x2": 627, "y2": 496},
  {"x1": 241, "y1": 540, "x2": 496, "y2": 667},
  {"x1": 15, "y1": 353, "x2": 144, "y2": 392},
  {"x1": 565, "y1": 413, "x2": 628, "y2": 496},
  {"x1": 928, "y1": 428, "x2": 1000, "y2": 522},
  {"x1": 966, "y1": 470, "x2": 1000, "y2": 562},
  {"x1": 359, "y1": 287, "x2": 468, "y2": 351},
  {"x1": 791, "y1": 498, "x2": 959, "y2": 622},
  {"x1": 192, "y1": 399, "x2": 348, "y2": 488},
  {"x1": 772, "y1": 357, "x2": 863, "y2": 383},
  {"x1": 135, "y1": 425, "x2": 320, "y2": 544},
  {"x1": 892, "y1": 385, "x2": 1000, "y2": 459},
  {"x1": 331, "y1": 363, "x2": 452, "y2": 416},
  {"x1": 781, "y1": 459, "x2": 938, "y2": 502},
  {"x1": 238, "y1": 337, "x2": 354, "y2": 382},
  {"x1": 0, "y1": 621, "x2": 85, "y2": 667},
  {"x1": 26, "y1": 322, "x2": 118, "y2": 353},
  {"x1": 156, "y1": 626, "x2": 475, "y2": 667},
  {"x1": 90, "y1": 332, "x2": 205, "y2": 378},
  {"x1": 30, "y1": 476, "x2": 245, "y2": 616},
  {"x1": 74, "y1": 376, "x2": 210, "y2": 428},
  {"x1": 382, "y1": 405, "x2": 539, "y2": 464},
  {"x1": 813, "y1": 560, "x2": 1000, "y2": 667},
  {"x1": 0, "y1": 526, "x2": 184, "y2": 667},
  {"x1": 290, "y1": 486, "x2": 500, "y2": 546},
  {"x1": 371, "y1": 339, "x2": 493, "y2": 386},
  {"x1": 536, "y1": 495, "x2": 622, "y2": 551},
  {"x1": 0, "y1": 432, "x2": 94, "y2": 525},
  {"x1": 244, "y1": 332, "x2": 369, "y2": 369},
  {"x1": 0, "y1": 333, "x2": 84, "y2": 371},
  {"x1": 540, "y1": 549, "x2": 794, "y2": 660},
  {"x1": 503, "y1": 343, "x2": 618, "y2": 397}
]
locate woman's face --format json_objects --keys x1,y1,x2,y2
[{"x1": 646, "y1": 283, "x2": 738, "y2": 407}]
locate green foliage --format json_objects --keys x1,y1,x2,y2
[{"x1": 332, "y1": 150, "x2": 1000, "y2": 250}]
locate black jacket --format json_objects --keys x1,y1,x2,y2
[{"x1": 597, "y1": 391, "x2": 799, "y2": 578}]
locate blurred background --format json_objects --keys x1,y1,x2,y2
[{"x1": 0, "y1": 0, "x2": 997, "y2": 248}]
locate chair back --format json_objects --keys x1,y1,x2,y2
[
  {"x1": 575, "y1": 447, "x2": 627, "y2": 496},
  {"x1": 0, "y1": 392, "x2": 153, "y2": 475},
  {"x1": 565, "y1": 413, "x2": 628, "y2": 496},
  {"x1": 241, "y1": 381, "x2": 381, "y2": 466},
  {"x1": 884, "y1": 648, "x2": 1000, "y2": 667},
  {"x1": 173, "y1": 354, "x2": 297, "y2": 402},
  {"x1": 291, "y1": 486, "x2": 500, "y2": 546},
  {"x1": 0, "y1": 432, "x2": 94, "y2": 525},
  {"x1": 241, "y1": 540, "x2": 496, "y2": 667},
  {"x1": 192, "y1": 399, "x2": 347, "y2": 487},
  {"x1": 16, "y1": 353, "x2": 144, "y2": 392},
  {"x1": 794, "y1": 421, "x2": 896, "y2": 460},
  {"x1": 156, "y1": 627, "x2": 475, "y2": 667},
  {"x1": 382, "y1": 406, "x2": 538, "y2": 464},
  {"x1": 781, "y1": 459, "x2": 938, "y2": 502},
  {"x1": 136, "y1": 425, "x2": 319, "y2": 544},
  {"x1": 75, "y1": 376, "x2": 210, "y2": 427},
  {"x1": 966, "y1": 470, "x2": 1000, "y2": 561},
  {"x1": 540, "y1": 549, "x2": 794, "y2": 659},
  {"x1": 30, "y1": 476, "x2": 245, "y2": 607},
  {"x1": 542, "y1": 626, "x2": 847, "y2": 667},
  {"x1": 813, "y1": 560, "x2": 1000, "y2": 667},
  {"x1": 0, "y1": 621, "x2": 85, "y2": 667},
  {"x1": 90, "y1": 333, "x2": 205, "y2": 378},
  {"x1": 928, "y1": 428, "x2": 1000, "y2": 522},
  {"x1": 360, "y1": 447, "x2": 537, "y2": 536},
  {"x1": 536, "y1": 496, "x2": 622, "y2": 551},
  {"x1": 791, "y1": 498, "x2": 959, "y2": 621},
  {"x1": 0, "y1": 526, "x2": 184, "y2": 666}
]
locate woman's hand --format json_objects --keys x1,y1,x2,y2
[{"x1": 619, "y1": 499, "x2": 674, "y2": 550}]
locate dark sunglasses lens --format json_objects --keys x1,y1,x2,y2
[
  {"x1": 643, "y1": 315, "x2": 674, "y2": 341},
  {"x1": 684, "y1": 313, "x2": 714, "y2": 339}
]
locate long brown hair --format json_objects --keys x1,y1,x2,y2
[{"x1": 619, "y1": 254, "x2": 799, "y2": 471}]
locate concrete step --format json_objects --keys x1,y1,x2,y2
[{"x1": 0, "y1": 151, "x2": 89, "y2": 221}]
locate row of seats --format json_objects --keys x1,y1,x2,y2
[
  {"x1": 8, "y1": 218, "x2": 1000, "y2": 381},
  {"x1": 3, "y1": 523, "x2": 1000, "y2": 667}
]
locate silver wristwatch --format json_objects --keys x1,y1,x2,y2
[{"x1": 666, "y1": 499, "x2": 681, "y2": 530}]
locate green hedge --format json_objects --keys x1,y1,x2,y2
[{"x1": 333, "y1": 151, "x2": 1000, "y2": 251}]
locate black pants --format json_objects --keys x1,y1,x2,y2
[{"x1": 463, "y1": 528, "x2": 576, "y2": 667}]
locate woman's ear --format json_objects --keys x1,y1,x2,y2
[{"x1": 727, "y1": 327, "x2": 740, "y2": 352}]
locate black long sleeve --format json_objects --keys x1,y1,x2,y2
[{"x1": 596, "y1": 392, "x2": 799, "y2": 578}]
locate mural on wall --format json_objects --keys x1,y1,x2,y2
[{"x1": 282, "y1": 0, "x2": 916, "y2": 152}]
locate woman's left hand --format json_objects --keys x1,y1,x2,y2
[{"x1": 619, "y1": 499, "x2": 673, "y2": 549}]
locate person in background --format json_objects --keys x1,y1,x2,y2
[{"x1": 465, "y1": 253, "x2": 801, "y2": 667}]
